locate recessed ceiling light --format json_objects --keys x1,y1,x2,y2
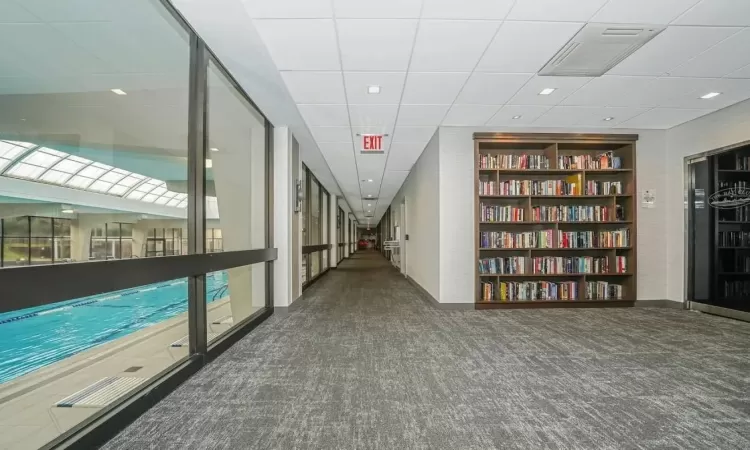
[
  {"x1": 538, "y1": 88, "x2": 556, "y2": 95},
  {"x1": 701, "y1": 92, "x2": 721, "y2": 99},
  {"x1": 367, "y1": 194, "x2": 372, "y2": 197},
  {"x1": 367, "y1": 85, "x2": 381, "y2": 94},
  {"x1": 604, "y1": 117, "x2": 614, "y2": 121},
  {"x1": 367, "y1": 179, "x2": 373, "y2": 182},
  {"x1": 111, "y1": 88, "x2": 127, "y2": 95},
  {"x1": 205, "y1": 159, "x2": 213, "y2": 169},
  {"x1": 210, "y1": 147, "x2": 219, "y2": 152},
  {"x1": 61, "y1": 209, "x2": 74, "y2": 214},
  {"x1": 512, "y1": 115, "x2": 522, "y2": 120}
]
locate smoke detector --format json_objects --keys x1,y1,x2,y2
[{"x1": 539, "y1": 24, "x2": 664, "y2": 77}]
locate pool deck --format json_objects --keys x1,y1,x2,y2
[{"x1": 0, "y1": 297, "x2": 260, "y2": 450}]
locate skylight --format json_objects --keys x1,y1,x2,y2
[{"x1": 0, "y1": 140, "x2": 194, "y2": 209}]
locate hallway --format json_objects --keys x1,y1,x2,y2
[{"x1": 103, "y1": 252, "x2": 750, "y2": 450}]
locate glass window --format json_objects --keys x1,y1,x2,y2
[
  {"x1": 206, "y1": 59, "x2": 268, "y2": 332},
  {"x1": 3, "y1": 237, "x2": 28, "y2": 266},
  {"x1": 53, "y1": 218, "x2": 71, "y2": 237},
  {"x1": 30, "y1": 238, "x2": 54, "y2": 265},
  {"x1": 310, "y1": 178, "x2": 320, "y2": 245},
  {"x1": 301, "y1": 165, "x2": 307, "y2": 246},
  {"x1": 3, "y1": 217, "x2": 28, "y2": 237},
  {"x1": 30, "y1": 217, "x2": 52, "y2": 237}
]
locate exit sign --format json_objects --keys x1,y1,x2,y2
[{"x1": 361, "y1": 134, "x2": 384, "y2": 153}]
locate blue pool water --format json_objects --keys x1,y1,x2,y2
[{"x1": 0, "y1": 272, "x2": 229, "y2": 384}]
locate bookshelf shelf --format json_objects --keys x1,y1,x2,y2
[{"x1": 474, "y1": 133, "x2": 637, "y2": 308}]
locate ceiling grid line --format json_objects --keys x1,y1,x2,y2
[
  {"x1": 369, "y1": 0, "x2": 427, "y2": 226},
  {"x1": 435, "y1": 1, "x2": 519, "y2": 127}
]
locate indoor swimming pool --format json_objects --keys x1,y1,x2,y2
[{"x1": 0, "y1": 272, "x2": 229, "y2": 384}]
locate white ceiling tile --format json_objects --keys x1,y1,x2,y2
[
  {"x1": 561, "y1": 76, "x2": 708, "y2": 108},
  {"x1": 455, "y1": 73, "x2": 533, "y2": 105},
  {"x1": 591, "y1": 0, "x2": 698, "y2": 24},
  {"x1": 532, "y1": 106, "x2": 649, "y2": 127},
  {"x1": 728, "y1": 63, "x2": 750, "y2": 79},
  {"x1": 486, "y1": 105, "x2": 551, "y2": 126},
  {"x1": 608, "y1": 26, "x2": 741, "y2": 77},
  {"x1": 397, "y1": 105, "x2": 450, "y2": 126},
  {"x1": 401, "y1": 72, "x2": 470, "y2": 104},
  {"x1": 243, "y1": 0, "x2": 332, "y2": 18},
  {"x1": 670, "y1": 78, "x2": 750, "y2": 110},
  {"x1": 318, "y1": 142, "x2": 355, "y2": 159},
  {"x1": 410, "y1": 20, "x2": 500, "y2": 72},
  {"x1": 381, "y1": 170, "x2": 410, "y2": 187},
  {"x1": 386, "y1": 142, "x2": 427, "y2": 170},
  {"x1": 297, "y1": 104, "x2": 350, "y2": 126},
  {"x1": 0, "y1": 1, "x2": 41, "y2": 22},
  {"x1": 442, "y1": 105, "x2": 500, "y2": 126},
  {"x1": 668, "y1": 29, "x2": 750, "y2": 78},
  {"x1": 674, "y1": 0, "x2": 750, "y2": 26},
  {"x1": 337, "y1": 19, "x2": 418, "y2": 71},
  {"x1": 348, "y1": 104, "x2": 399, "y2": 128},
  {"x1": 392, "y1": 126, "x2": 437, "y2": 143},
  {"x1": 508, "y1": 75, "x2": 591, "y2": 106},
  {"x1": 615, "y1": 108, "x2": 714, "y2": 129},
  {"x1": 532, "y1": 106, "x2": 601, "y2": 127},
  {"x1": 311, "y1": 126, "x2": 353, "y2": 143},
  {"x1": 281, "y1": 71, "x2": 346, "y2": 104},
  {"x1": 254, "y1": 19, "x2": 340, "y2": 70},
  {"x1": 476, "y1": 21, "x2": 583, "y2": 73},
  {"x1": 421, "y1": 0, "x2": 515, "y2": 20},
  {"x1": 343, "y1": 72, "x2": 406, "y2": 104},
  {"x1": 333, "y1": 0, "x2": 422, "y2": 18},
  {"x1": 507, "y1": 0, "x2": 607, "y2": 22}
]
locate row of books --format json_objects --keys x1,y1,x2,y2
[
  {"x1": 478, "y1": 257, "x2": 526, "y2": 274},
  {"x1": 530, "y1": 256, "x2": 622, "y2": 274},
  {"x1": 718, "y1": 231, "x2": 750, "y2": 248},
  {"x1": 585, "y1": 181, "x2": 623, "y2": 195},
  {"x1": 480, "y1": 204, "x2": 524, "y2": 222},
  {"x1": 478, "y1": 256, "x2": 629, "y2": 274},
  {"x1": 585, "y1": 281, "x2": 624, "y2": 300},
  {"x1": 480, "y1": 230, "x2": 555, "y2": 249},
  {"x1": 723, "y1": 280, "x2": 750, "y2": 298},
  {"x1": 494, "y1": 180, "x2": 580, "y2": 196},
  {"x1": 719, "y1": 204, "x2": 750, "y2": 222},
  {"x1": 481, "y1": 281, "x2": 579, "y2": 301},
  {"x1": 557, "y1": 229, "x2": 630, "y2": 249},
  {"x1": 480, "y1": 229, "x2": 630, "y2": 249},
  {"x1": 478, "y1": 154, "x2": 549, "y2": 170},
  {"x1": 479, "y1": 180, "x2": 497, "y2": 196},
  {"x1": 735, "y1": 155, "x2": 750, "y2": 170},
  {"x1": 531, "y1": 205, "x2": 612, "y2": 222},
  {"x1": 719, "y1": 255, "x2": 750, "y2": 273},
  {"x1": 558, "y1": 152, "x2": 623, "y2": 170}
]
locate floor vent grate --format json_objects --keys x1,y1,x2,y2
[{"x1": 55, "y1": 377, "x2": 146, "y2": 408}]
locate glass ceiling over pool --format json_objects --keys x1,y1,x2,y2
[{"x1": 0, "y1": 140, "x2": 189, "y2": 208}]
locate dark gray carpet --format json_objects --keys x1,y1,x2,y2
[{"x1": 102, "y1": 251, "x2": 750, "y2": 450}]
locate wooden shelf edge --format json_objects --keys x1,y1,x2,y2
[
  {"x1": 479, "y1": 247, "x2": 632, "y2": 251},
  {"x1": 479, "y1": 195, "x2": 632, "y2": 199},
  {"x1": 475, "y1": 299, "x2": 635, "y2": 309},
  {"x1": 479, "y1": 221, "x2": 632, "y2": 225},
  {"x1": 479, "y1": 273, "x2": 633, "y2": 278},
  {"x1": 474, "y1": 300, "x2": 635, "y2": 309}
]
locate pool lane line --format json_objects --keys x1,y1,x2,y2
[{"x1": 0, "y1": 282, "x2": 227, "y2": 326}]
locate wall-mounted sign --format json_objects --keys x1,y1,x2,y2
[
  {"x1": 641, "y1": 189, "x2": 655, "y2": 209},
  {"x1": 361, "y1": 134, "x2": 384, "y2": 153}
]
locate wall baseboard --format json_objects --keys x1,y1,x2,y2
[
  {"x1": 406, "y1": 275, "x2": 474, "y2": 310},
  {"x1": 634, "y1": 299, "x2": 685, "y2": 309}
]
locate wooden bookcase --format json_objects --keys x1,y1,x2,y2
[{"x1": 473, "y1": 133, "x2": 638, "y2": 309}]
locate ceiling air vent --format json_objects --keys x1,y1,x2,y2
[{"x1": 539, "y1": 23, "x2": 664, "y2": 77}]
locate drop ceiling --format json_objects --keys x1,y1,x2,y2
[{"x1": 243, "y1": 0, "x2": 750, "y2": 225}]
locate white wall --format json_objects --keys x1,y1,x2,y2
[
  {"x1": 390, "y1": 131, "x2": 440, "y2": 300},
  {"x1": 665, "y1": 99, "x2": 750, "y2": 302},
  {"x1": 435, "y1": 126, "x2": 669, "y2": 304}
]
